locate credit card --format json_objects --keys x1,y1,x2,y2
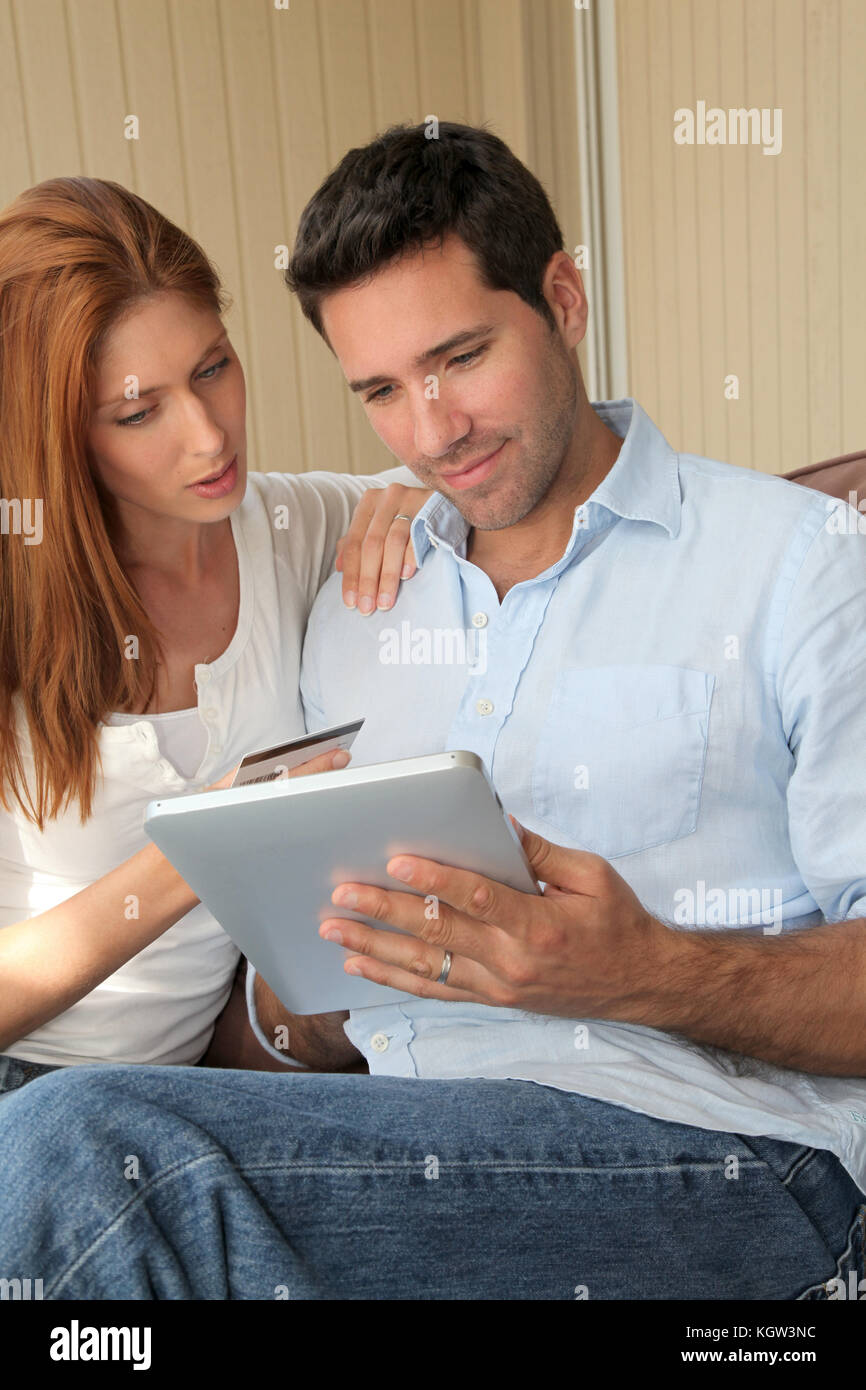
[{"x1": 230, "y1": 718, "x2": 365, "y2": 787}]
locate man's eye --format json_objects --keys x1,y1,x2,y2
[
  {"x1": 365, "y1": 384, "x2": 395, "y2": 405},
  {"x1": 449, "y1": 346, "x2": 486, "y2": 368},
  {"x1": 116, "y1": 408, "x2": 151, "y2": 427},
  {"x1": 197, "y1": 355, "x2": 231, "y2": 380}
]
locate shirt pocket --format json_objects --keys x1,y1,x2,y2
[{"x1": 530, "y1": 665, "x2": 715, "y2": 859}]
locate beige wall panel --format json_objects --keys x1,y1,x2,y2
[
  {"x1": 268, "y1": 0, "x2": 355, "y2": 475},
  {"x1": 717, "y1": 0, "x2": 753, "y2": 471},
  {"x1": 617, "y1": 0, "x2": 866, "y2": 473},
  {"x1": 691, "y1": 0, "x2": 728, "y2": 465},
  {"x1": 115, "y1": 0, "x2": 188, "y2": 228},
  {"x1": 475, "y1": 0, "x2": 528, "y2": 160},
  {"x1": 669, "y1": 0, "x2": 704, "y2": 456},
  {"x1": 10, "y1": 0, "x2": 82, "y2": 177},
  {"x1": 774, "y1": 0, "x2": 810, "y2": 475},
  {"x1": 840, "y1": 0, "x2": 866, "y2": 451},
  {"x1": 519, "y1": 0, "x2": 584, "y2": 378},
  {"x1": 744, "y1": 0, "x2": 781, "y2": 475},
  {"x1": 219, "y1": 0, "x2": 303, "y2": 474},
  {"x1": 165, "y1": 0, "x2": 254, "y2": 455},
  {"x1": 460, "y1": 0, "x2": 484, "y2": 128},
  {"x1": 368, "y1": 0, "x2": 421, "y2": 126},
  {"x1": 804, "y1": 0, "x2": 842, "y2": 462},
  {"x1": 0, "y1": 1, "x2": 35, "y2": 191},
  {"x1": 618, "y1": 0, "x2": 659, "y2": 410},
  {"x1": 414, "y1": 0, "x2": 471, "y2": 125},
  {"x1": 63, "y1": 0, "x2": 135, "y2": 183},
  {"x1": 317, "y1": 0, "x2": 386, "y2": 474},
  {"x1": 646, "y1": 0, "x2": 683, "y2": 447}
]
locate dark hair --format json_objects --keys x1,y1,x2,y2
[{"x1": 287, "y1": 121, "x2": 564, "y2": 335}]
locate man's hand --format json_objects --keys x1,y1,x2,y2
[
  {"x1": 318, "y1": 819, "x2": 866, "y2": 1075},
  {"x1": 317, "y1": 820, "x2": 670, "y2": 1018},
  {"x1": 336, "y1": 483, "x2": 431, "y2": 614}
]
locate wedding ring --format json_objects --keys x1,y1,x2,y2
[{"x1": 436, "y1": 950, "x2": 453, "y2": 985}]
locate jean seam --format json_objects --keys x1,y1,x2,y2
[
  {"x1": 47, "y1": 1154, "x2": 770, "y2": 1297},
  {"x1": 217, "y1": 1159, "x2": 770, "y2": 1177},
  {"x1": 48, "y1": 1151, "x2": 233, "y2": 1298},
  {"x1": 779, "y1": 1146, "x2": 818, "y2": 1186},
  {"x1": 796, "y1": 1205, "x2": 866, "y2": 1300},
  {"x1": 733, "y1": 1137, "x2": 864, "y2": 1300}
]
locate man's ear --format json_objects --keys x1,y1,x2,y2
[{"x1": 541, "y1": 251, "x2": 589, "y2": 351}]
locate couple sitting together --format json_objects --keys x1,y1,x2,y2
[{"x1": 0, "y1": 121, "x2": 864, "y2": 1301}]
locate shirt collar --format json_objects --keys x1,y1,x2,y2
[{"x1": 409, "y1": 398, "x2": 682, "y2": 564}]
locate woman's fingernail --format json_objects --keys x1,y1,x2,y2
[
  {"x1": 359, "y1": 595, "x2": 374, "y2": 614},
  {"x1": 401, "y1": 563, "x2": 414, "y2": 578},
  {"x1": 345, "y1": 590, "x2": 356, "y2": 608},
  {"x1": 377, "y1": 593, "x2": 394, "y2": 609},
  {"x1": 389, "y1": 859, "x2": 413, "y2": 882},
  {"x1": 331, "y1": 750, "x2": 350, "y2": 769},
  {"x1": 332, "y1": 888, "x2": 358, "y2": 907},
  {"x1": 321, "y1": 926, "x2": 343, "y2": 944}
]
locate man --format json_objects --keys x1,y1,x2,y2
[{"x1": 0, "y1": 122, "x2": 864, "y2": 1300}]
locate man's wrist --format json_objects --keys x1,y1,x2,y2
[
  {"x1": 250, "y1": 968, "x2": 364, "y2": 1071},
  {"x1": 246, "y1": 966, "x2": 312, "y2": 1068},
  {"x1": 613, "y1": 914, "x2": 705, "y2": 1032}
]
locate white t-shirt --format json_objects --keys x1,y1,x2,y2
[
  {"x1": 0, "y1": 465, "x2": 415, "y2": 1067},
  {"x1": 107, "y1": 708, "x2": 207, "y2": 781}
]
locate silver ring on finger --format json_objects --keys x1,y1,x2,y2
[
  {"x1": 436, "y1": 950, "x2": 453, "y2": 986},
  {"x1": 392, "y1": 513, "x2": 413, "y2": 523}
]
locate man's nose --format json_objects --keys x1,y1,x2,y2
[{"x1": 412, "y1": 394, "x2": 471, "y2": 460}]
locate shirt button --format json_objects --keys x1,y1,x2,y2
[
  {"x1": 471, "y1": 612, "x2": 488, "y2": 628},
  {"x1": 205, "y1": 709, "x2": 218, "y2": 722},
  {"x1": 197, "y1": 669, "x2": 211, "y2": 684},
  {"x1": 211, "y1": 743, "x2": 222, "y2": 754},
  {"x1": 370, "y1": 1032, "x2": 390, "y2": 1053},
  {"x1": 476, "y1": 698, "x2": 494, "y2": 716}
]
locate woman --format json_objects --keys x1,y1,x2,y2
[{"x1": 0, "y1": 177, "x2": 427, "y2": 1094}]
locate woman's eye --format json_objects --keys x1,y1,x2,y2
[
  {"x1": 116, "y1": 408, "x2": 151, "y2": 427},
  {"x1": 197, "y1": 355, "x2": 231, "y2": 381},
  {"x1": 113, "y1": 357, "x2": 230, "y2": 425}
]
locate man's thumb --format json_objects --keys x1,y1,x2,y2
[{"x1": 509, "y1": 815, "x2": 597, "y2": 891}]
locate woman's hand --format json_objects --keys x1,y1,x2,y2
[
  {"x1": 336, "y1": 482, "x2": 431, "y2": 614},
  {"x1": 207, "y1": 747, "x2": 351, "y2": 793}
]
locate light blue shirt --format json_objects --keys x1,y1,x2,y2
[{"x1": 251, "y1": 399, "x2": 866, "y2": 1190}]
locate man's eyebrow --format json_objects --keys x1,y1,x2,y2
[
  {"x1": 96, "y1": 334, "x2": 228, "y2": 410},
  {"x1": 347, "y1": 323, "x2": 498, "y2": 394}
]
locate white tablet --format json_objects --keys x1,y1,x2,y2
[{"x1": 144, "y1": 750, "x2": 540, "y2": 1014}]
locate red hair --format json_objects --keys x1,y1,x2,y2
[{"x1": 0, "y1": 178, "x2": 228, "y2": 826}]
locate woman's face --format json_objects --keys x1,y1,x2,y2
[{"x1": 87, "y1": 291, "x2": 247, "y2": 531}]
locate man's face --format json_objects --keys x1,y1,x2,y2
[{"x1": 320, "y1": 235, "x2": 579, "y2": 531}]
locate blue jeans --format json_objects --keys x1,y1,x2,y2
[
  {"x1": 0, "y1": 1064, "x2": 862, "y2": 1300},
  {"x1": 0, "y1": 1054, "x2": 62, "y2": 1096}
]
